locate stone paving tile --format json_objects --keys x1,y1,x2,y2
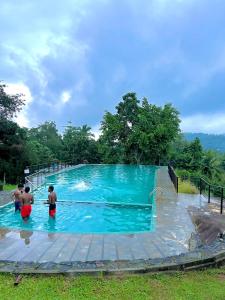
[
  {"x1": 38, "y1": 235, "x2": 71, "y2": 263},
  {"x1": 129, "y1": 236, "x2": 149, "y2": 260},
  {"x1": 22, "y1": 240, "x2": 54, "y2": 262},
  {"x1": 0, "y1": 239, "x2": 25, "y2": 260},
  {"x1": 0, "y1": 237, "x2": 18, "y2": 251},
  {"x1": 54, "y1": 235, "x2": 81, "y2": 263},
  {"x1": 114, "y1": 236, "x2": 134, "y2": 260},
  {"x1": 138, "y1": 234, "x2": 164, "y2": 259},
  {"x1": 102, "y1": 235, "x2": 118, "y2": 261},
  {"x1": 8, "y1": 235, "x2": 46, "y2": 262},
  {"x1": 87, "y1": 235, "x2": 104, "y2": 261},
  {"x1": 71, "y1": 235, "x2": 93, "y2": 262},
  {"x1": 0, "y1": 191, "x2": 12, "y2": 206}
]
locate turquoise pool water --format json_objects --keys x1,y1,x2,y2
[{"x1": 0, "y1": 165, "x2": 157, "y2": 233}]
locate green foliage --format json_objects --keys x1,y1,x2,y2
[
  {"x1": 0, "y1": 269, "x2": 225, "y2": 300},
  {"x1": 62, "y1": 124, "x2": 100, "y2": 164},
  {"x1": 172, "y1": 137, "x2": 203, "y2": 171},
  {"x1": 3, "y1": 184, "x2": 17, "y2": 191},
  {"x1": 26, "y1": 140, "x2": 55, "y2": 165},
  {"x1": 0, "y1": 118, "x2": 28, "y2": 183},
  {"x1": 171, "y1": 134, "x2": 225, "y2": 193},
  {"x1": 201, "y1": 150, "x2": 221, "y2": 179},
  {"x1": 27, "y1": 121, "x2": 63, "y2": 159},
  {"x1": 100, "y1": 93, "x2": 180, "y2": 164},
  {"x1": 0, "y1": 82, "x2": 25, "y2": 119}
]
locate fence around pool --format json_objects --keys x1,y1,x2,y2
[{"x1": 168, "y1": 164, "x2": 224, "y2": 214}]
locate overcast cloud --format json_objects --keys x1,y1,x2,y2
[{"x1": 1, "y1": 0, "x2": 225, "y2": 134}]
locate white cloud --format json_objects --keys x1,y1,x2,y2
[
  {"x1": 4, "y1": 82, "x2": 33, "y2": 127},
  {"x1": 92, "y1": 124, "x2": 100, "y2": 140},
  {"x1": 61, "y1": 90, "x2": 71, "y2": 103},
  {"x1": 181, "y1": 113, "x2": 225, "y2": 134}
]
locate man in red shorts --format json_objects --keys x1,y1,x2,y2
[
  {"x1": 20, "y1": 186, "x2": 34, "y2": 221},
  {"x1": 48, "y1": 185, "x2": 57, "y2": 218}
]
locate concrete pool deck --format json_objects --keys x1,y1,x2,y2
[{"x1": 0, "y1": 167, "x2": 224, "y2": 274}]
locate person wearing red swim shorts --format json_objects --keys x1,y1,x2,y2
[{"x1": 20, "y1": 186, "x2": 34, "y2": 221}]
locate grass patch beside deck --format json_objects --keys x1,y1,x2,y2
[
  {"x1": 178, "y1": 179, "x2": 199, "y2": 194},
  {"x1": 3, "y1": 184, "x2": 17, "y2": 191},
  {"x1": 0, "y1": 268, "x2": 225, "y2": 299}
]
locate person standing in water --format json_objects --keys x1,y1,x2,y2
[
  {"x1": 48, "y1": 185, "x2": 57, "y2": 218},
  {"x1": 20, "y1": 186, "x2": 34, "y2": 221},
  {"x1": 12, "y1": 184, "x2": 24, "y2": 212}
]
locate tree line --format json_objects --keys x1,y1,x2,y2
[{"x1": 1, "y1": 81, "x2": 225, "y2": 188}]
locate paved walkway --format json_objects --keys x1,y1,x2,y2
[
  {"x1": 0, "y1": 191, "x2": 13, "y2": 207},
  {"x1": 0, "y1": 167, "x2": 212, "y2": 266}
]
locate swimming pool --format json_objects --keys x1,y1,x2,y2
[{"x1": 0, "y1": 165, "x2": 157, "y2": 233}]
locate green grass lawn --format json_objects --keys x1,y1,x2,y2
[
  {"x1": 3, "y1": 184, "x2": 17, "y2": 191},
  {"x1": 0, "y1": 268, "x2": 225, "y2": 300}
]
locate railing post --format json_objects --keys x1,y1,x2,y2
[
  {"x1": 208, "y1": 185, "x2": 211, "y2": 203},
  {"x1": 221, "y1": 187, "x2": 224, "y2": 214}
]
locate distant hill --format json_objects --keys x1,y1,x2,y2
[{"x1": 183, "y1": 133, "x2": 225, "y2": 153}]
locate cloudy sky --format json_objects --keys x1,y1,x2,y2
[{"x1": 1, "y1": 0, "x2": 225, "y2": 134}]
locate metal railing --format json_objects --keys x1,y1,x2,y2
[
  {"x1": 25, "y1": 160, "x2": 79, "y2": 192},
  {"x1": 168, "y1": 164, "x2": 179, "y2": 193},
  {"x1": 199, "y1": 178, "x2": 224, "y2": 214},
  {"x1": 170, "y1": 166, "x2": 224, "y2": 214},
  {"x1": 25, "y1": 160, "x2": 76, "y2": 176}
]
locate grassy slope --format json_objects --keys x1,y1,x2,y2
[
  {"x1": 178, "y1": 179, "x2": 199, "y2": 194},
  {"x1": 0, "y1": 268, "x2": 225, "y2": 300},
  {"x1": 3, "y1": 184, "x2": 17, "y2": 191}
]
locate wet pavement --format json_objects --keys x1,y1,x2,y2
[{"x1": 0, "y1": 191, "x2": 13, "y2": 207}]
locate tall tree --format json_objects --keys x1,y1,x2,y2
[
  {"x1": 27, "y1": 121, "x2": 63, "y2": 159},
  {"x1": 100, "y1": 93, "x2": 180, "y2": 164},
  {"x1": 0, "y1": 82, "x2": 25, "y2": 119},
  {"x1": 0, "y1": 118, "x2": 28, "y2": 183},
  {"x1": 0, "y1": 82, "x2": 26, "y2": 182},
  {"x1": 62, "y1": 124, "x2": 100, "y2": 163}
]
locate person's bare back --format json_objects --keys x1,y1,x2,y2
[
  {"x1": 12, "y1": 184, "x2": 24, "y2": 212},
  {"x1": 48, "y1": 191, "x2": 57, "y2": 204},
  {"x1": 21, "y1": 192, "x2": 34, "y2": 205},
  {"x1": 48, "y1": 185, "x2": 57, "y2": 218},
  {"x1": 20, "y1": 186, "x2": 34, "y2": 220}
]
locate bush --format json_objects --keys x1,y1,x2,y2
[{"x1": 176, "y1": 169, "x2": 190, "y2": 180}]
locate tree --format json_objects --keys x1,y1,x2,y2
[
  {"x1": 201, "y1": 150, "x2": 221, "y2": 179},
  {"x1": 0, "y1": 118, "x2": 28, "y2": 183},
  {"x1": 62, "y1": 124, "x2": 100, "y2": 163},
  {"x1": 172, "y1": 137, "x2": 203, "y2": 172},
  {"x1": 99, "y1": 93, "x2": 180, "y2": 164},
  {"x1": 26, "y1": 140, "x2": 55, "y2": 165},
  {"x1": 0, "y1": 82, "x2": 25, "y2": 119},
  {"x1": 27, "y1": 121, "x2": 63, "y2": 159}
]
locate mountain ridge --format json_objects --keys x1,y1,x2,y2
[{"x1": 183, "y1": 132, "x2": 225, "y2": 152}]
